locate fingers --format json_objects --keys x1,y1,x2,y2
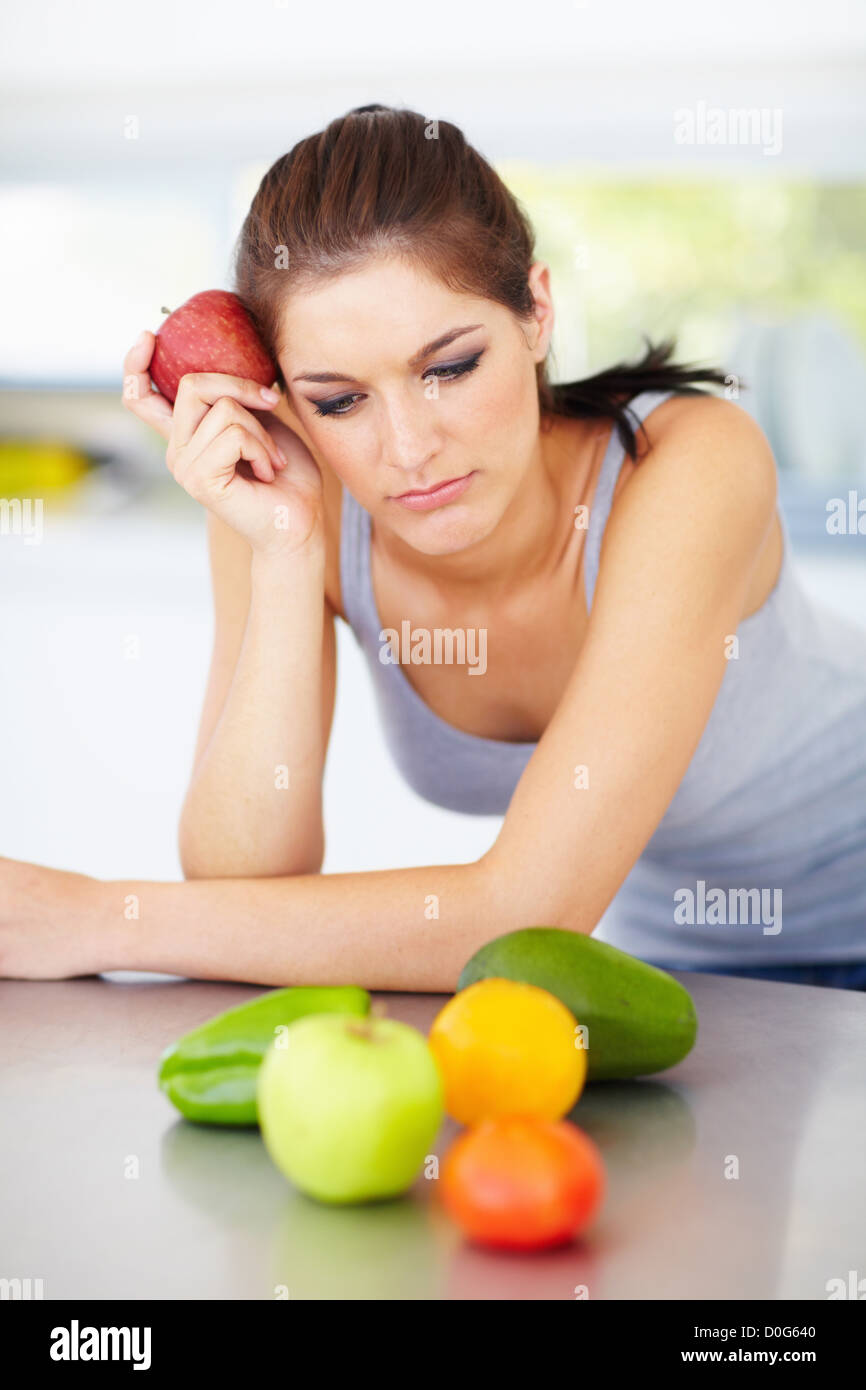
[
  {"x1": 171, "y1": 372, "x2": 282, "y2": 451},
  {"x1": 122, "y1": 329, "x2": 155, "y2": 377},
  {"x1": 122, "y1": 374, "x2": 174, "y2": 439},
  {"x1": 120, "y1": 340, "x2": 284, "y2": 455},
  {"x1": 174, "y1": 395, "x2": 287, "y2": 481},
  {"x1": 121, "y1": 330, "x2": 174, "y2": 441},
  {"x1": 173, "y1": 422, "x2": 278, "y2": 501}
]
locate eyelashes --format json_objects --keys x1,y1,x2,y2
[{"x1": 311, "y1": 349, "x2": 485, "y2": 418}]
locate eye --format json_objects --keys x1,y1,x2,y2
[
  {"x1": 421, "y1": 350, "x2": 484, "y2": 385},
  {"x1": 313, "y1": 393, "x2": 362, "y2": 418},
  {"x1": 310, "y1": 349, "x2": 485, "y2": 419}
]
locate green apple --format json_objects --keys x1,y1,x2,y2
[{"x1": 257, "y1": 1012, "x2": 444, "y2": 1204}]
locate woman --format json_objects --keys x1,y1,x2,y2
[{"x1": 5, "y1": 104, "x2": 866, "y2": 990}]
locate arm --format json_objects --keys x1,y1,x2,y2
[
  {"x1": 102, "y1": 860, "x2": 502, "y2": 991},
  {"x1": 177, "y1": 515, "x2": 337, "y2": 879},
  {"x1": 4, "y1": 400, "x2": 777, "y2": 988},
  {"x1": 121, "y1": 343, "x2": 338, "y2": 875},
  {"x1": 484, "y1": 395, "x2": 779, "y2": 931}
]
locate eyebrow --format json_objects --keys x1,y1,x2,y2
[{"x1": 291, "y1": 323, "x2": 485, "y2": 385}]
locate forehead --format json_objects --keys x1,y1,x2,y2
[{"x1": 276, "y1": 254, "x2": 497, "y2": 368}]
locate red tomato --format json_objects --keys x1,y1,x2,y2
[{"x1": 440, "y1": 1116, "x2": 605, "y2": 1250}]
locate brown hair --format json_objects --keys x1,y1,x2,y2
[{"x1": 233, "y1": 103, "x2": 731, "y2": 460}]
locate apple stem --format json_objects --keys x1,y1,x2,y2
[
  {"x1": 160, "y1": 306, "x2": 172, "y2": 316},
  {"x1": 345, "y1": 1001, "x2": 388, "y2": 1041}
]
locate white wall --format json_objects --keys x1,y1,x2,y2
[{"x1": 3, "y1": 0, "x2": 865, "y2": 179}]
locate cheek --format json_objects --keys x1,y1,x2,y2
[
  {"x1": 306, "y1": 422, "x2": 377, "y2": 502},
  {"x1": 461, "y1": 357, "x2": 538, "y2": 461}
]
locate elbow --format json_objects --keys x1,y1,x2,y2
[
  {"x1": 177, "y1": 822, "x2": 326, "y2": 880},
  {"x1": 178, "y1": 846, "x2": 221, "y2": 881},
  {"x1": 475, "y1": 846, "x2": 593, "y2": 937},
  {"x1": 176, "y1": 828, "x2": 216, "y2": 884},
  {"x1": 177, "y1": 818, "x2": 202, "y2": 880}
]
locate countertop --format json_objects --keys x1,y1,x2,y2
[{"x1": 1, "y1": 970, "x2": 864, "y2": 1301}]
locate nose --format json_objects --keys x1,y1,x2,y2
[{"x1": 380, "y1": 390, "x2": 443, "y2": 478}]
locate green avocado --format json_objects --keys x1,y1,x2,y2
[{"x1": 457, "y1": 928, "x2": 698, "y2": 1081}]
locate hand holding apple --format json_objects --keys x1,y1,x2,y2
[
  {"x1": 122, "y1": 290, "x2": 324, "y2": 557},
  {"x1": 122, "y1": 290, "x2": 278, "y2": 440}
]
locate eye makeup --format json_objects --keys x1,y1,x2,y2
[{"x1": 309, "y1": 348, "x2": 485, "y2": 418}]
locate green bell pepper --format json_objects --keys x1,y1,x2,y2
[{"x1": 158, "y1": 985, "x2": 370, "y2": 1125}]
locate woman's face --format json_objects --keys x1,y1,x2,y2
[{"x1": 276, "y1": 254, "x2": 554, "y2": 556}]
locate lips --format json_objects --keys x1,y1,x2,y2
[
  {"x1": 390, "y1": 472, "x2": 476, "y2": 512},
  {"x1": 396, "y1": 474, "x2": 468, "y2": 499}
]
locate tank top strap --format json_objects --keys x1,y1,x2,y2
[
  {"x1": 339, "y1": 484, "x2": 378, "y2": 643},
  {"x1": 583, "y1": 389, "x2": 680, "y2": 612}
]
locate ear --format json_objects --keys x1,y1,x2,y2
[{"x1": 526, "y1": 261, "x2": 555, "y2": 364}]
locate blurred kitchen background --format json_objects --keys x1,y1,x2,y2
[{"x1": 1, "y1": 0, "x2": 865, "y2": 885}]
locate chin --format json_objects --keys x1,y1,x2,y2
[{"x1": 390, "y1": 503, "x2": 502, "y2": 557}]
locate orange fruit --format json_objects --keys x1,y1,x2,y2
[
  {"x1": 440, "y1": 1116, "x2": 606, "y2": 1250},
  {"x1": 428, "y1": 978, "x2": 586, "y2": 1124}
]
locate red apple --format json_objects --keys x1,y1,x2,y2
[{"x1": 149, "y1": 290, "x2": 277, "y2": 404}]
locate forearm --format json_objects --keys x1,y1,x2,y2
[
  {"x1": 179, "y1": 546, "x2": 326, "y2": 878},
  {"x1": 99, "y1": 853, "x2": 564, "y2": 993}
]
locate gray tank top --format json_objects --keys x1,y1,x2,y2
[{"x1": 340, "y1": 390, "x2": 866, "y2": 967}]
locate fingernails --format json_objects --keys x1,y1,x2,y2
[
  {"x1": 260, "y1": 387, "x2": 280, "y2": 403},
  {"x1": 276, "y1": 449, "x2": 288, "y2": 467},
  {"x1": 135, "y1": 329, "x2": 148, "y2": 346}
]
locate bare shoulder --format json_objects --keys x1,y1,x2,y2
[
  {"x1": 638, "y1": 392, "x2": 775, "y2": 484},
  {"x1": 602, "y1": 390, "x2": 781, "y2": 621},
  {"x1": 622, "y1": 391, "x2": 778, "y2": 524},
  {"x1": 320, "y1": 462, "x2": 346, "y2": 619}
]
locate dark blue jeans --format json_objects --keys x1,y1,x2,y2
[{"x1": 679, "y1": 960, "x2": 866, "y2": 991}]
